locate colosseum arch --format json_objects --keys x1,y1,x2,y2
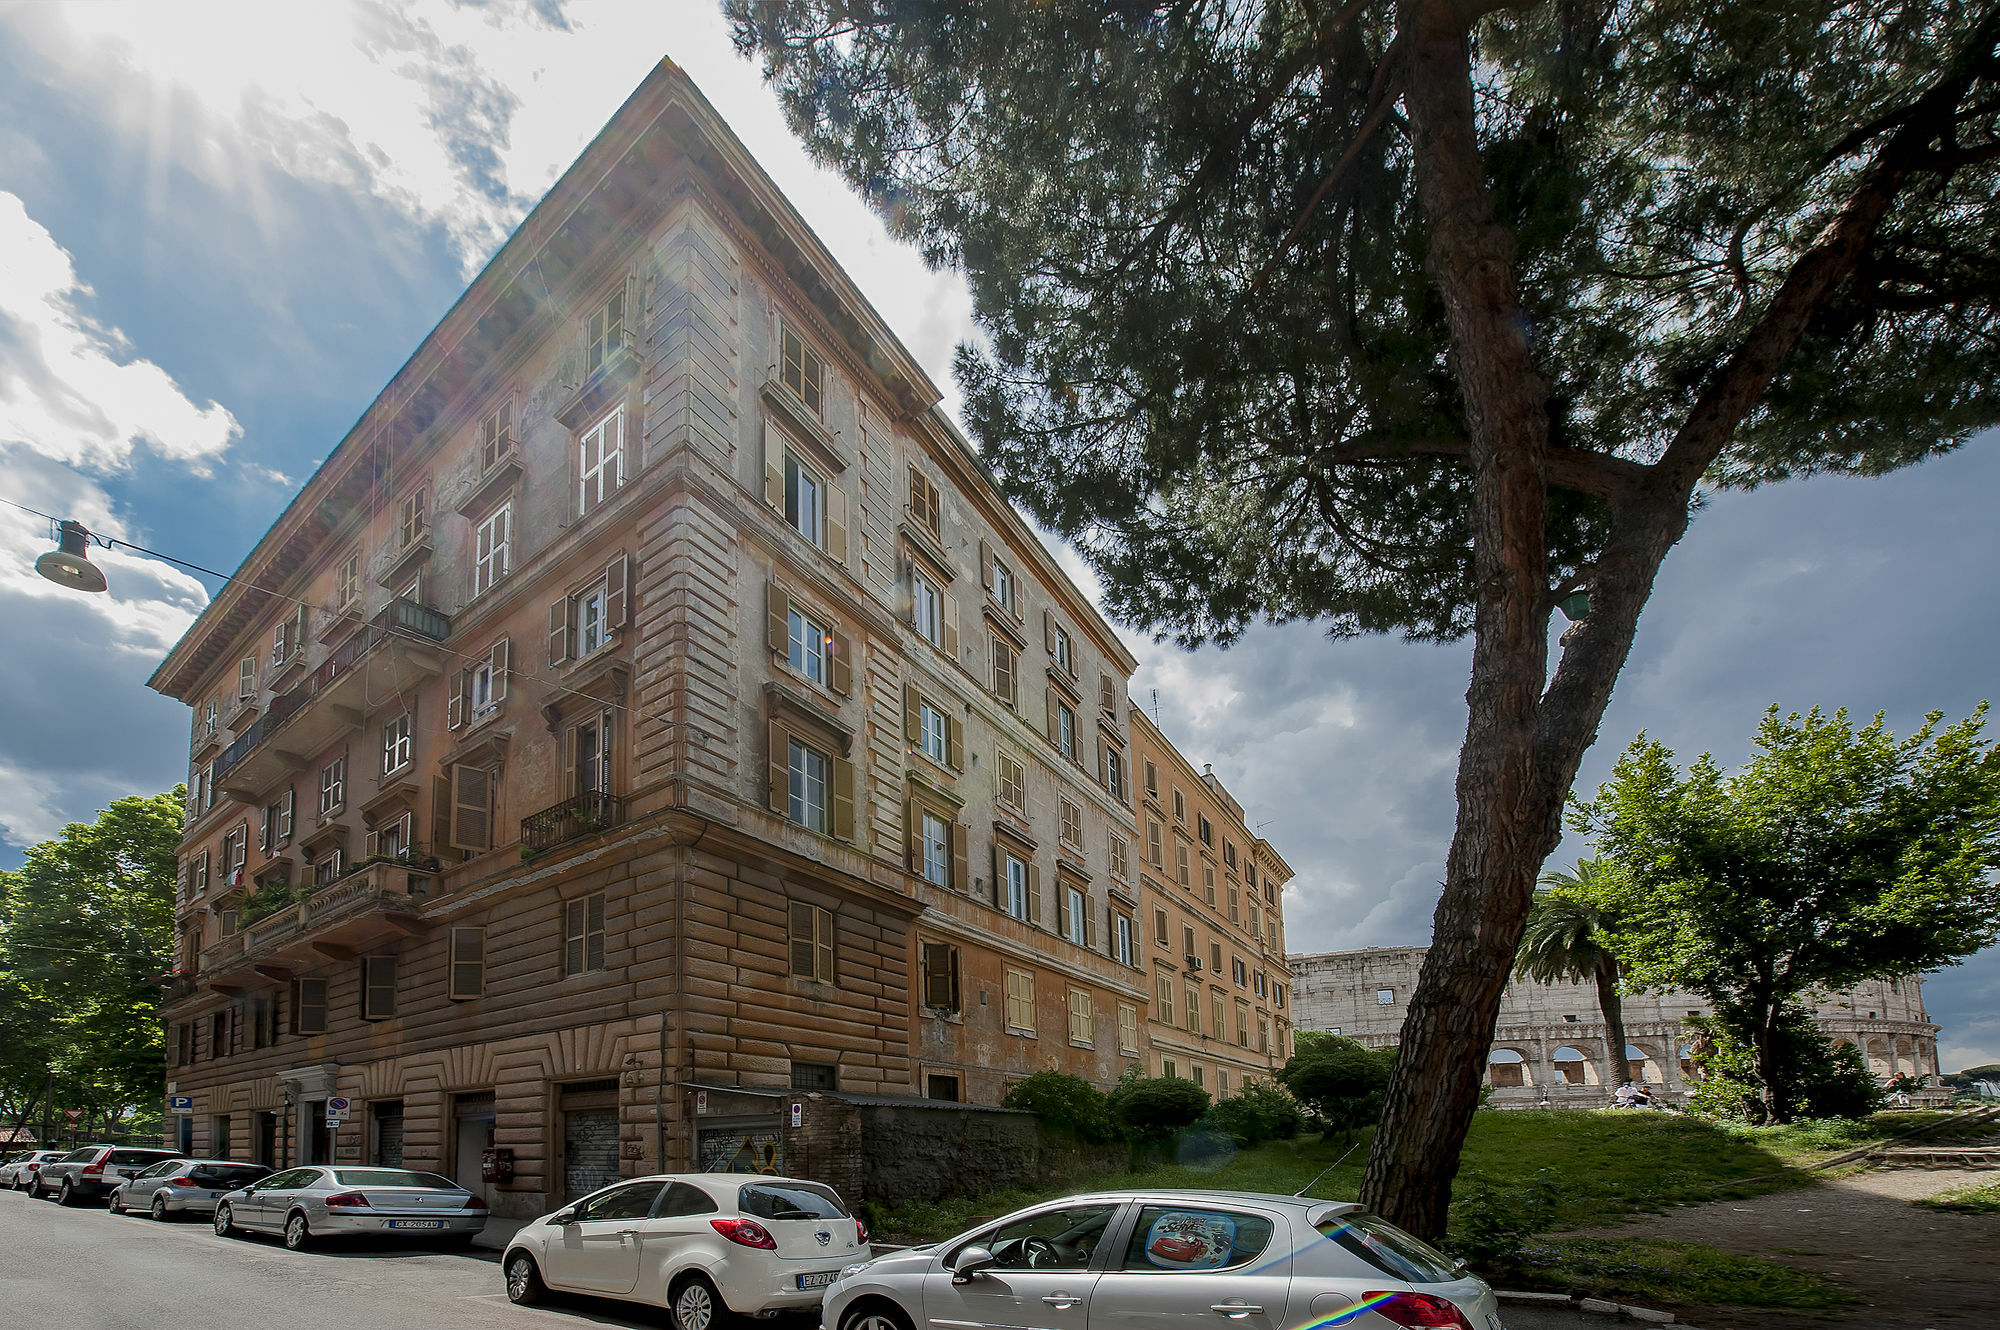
[
  {"x1": 1486, "y1": 1047, "x2": 1535, "y2": 1088},
  {"x1": 1551, "y1": 1046, "x2": 1598, "y2": 1086}
]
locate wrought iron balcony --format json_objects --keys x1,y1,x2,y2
[
  {"x1": 195, "y1": 857, "x2": 437, "y2": 988},
  {"x1": 522, "y1": 791, "x2": 627, "y2": 854}
]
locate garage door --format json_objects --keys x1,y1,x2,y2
[{"x1": 563, "y1": 1109, "x2": 619, "y2": 1201}]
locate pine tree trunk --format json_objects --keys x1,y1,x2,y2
[{"x1": 1596, "y1": 954, "x2": 1629, "y2": 1095}]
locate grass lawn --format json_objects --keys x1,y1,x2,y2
[
  {"x1": 1511, "y1": 1238, "x2": 1857, "y2": 1309},
  {"x1": 1913, "y1": 1178, "x2": 2000, "y2": 1214}
]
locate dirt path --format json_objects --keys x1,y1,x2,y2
[{"x1": 1576, "y1": 1167, "x2": 2000, "y2": 1330}]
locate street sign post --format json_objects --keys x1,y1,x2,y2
[
  {"x1": 326, "y1": 1096, "x2": 351, "y2": 1120},
  {"x1": 168, "y1": 1095, "x2": 193, "y2": 1114},
  {"x1": 63, "y1": 1108, "x2": 82, "y2": 1125}
]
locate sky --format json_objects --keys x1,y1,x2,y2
[{"x1": 0, "y1": 1, "x2": 1993, "y2": 1071}]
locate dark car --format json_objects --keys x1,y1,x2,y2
[{"x1": 33, "y1": 1145, "x2": 181, "y2": 1205}]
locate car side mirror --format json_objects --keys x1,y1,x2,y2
[
  {"x1": 551, "y1": 1208, "x2": 578, "y2": 1225},
  {"x1": 951, "y1": 1245, "x2": 996, "y2": 1283}
]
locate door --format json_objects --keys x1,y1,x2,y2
[
  {"x1": 239, "y1": 1168, "x2": 309, "y2": 1230},
  {"x1": 1086, "y1": 1203, "x2": 1294, "y2": 1330},
  {"x1": 372, "y1": 1102, "x2": 405, "y2": 1167},
  {"x1": 254, "y1": 1112, "x2": 277, "y2": 1167},
  {"x1": 452, "y1": 1096, "x2": 495, "y2": 1203},
  {"x1": 305, "y1": 1104, "x2": 331, "y2": 1165},
  {"x1": 923, "y1": 1202, "x2": 1120, "y2": 1330},
  {"x1": 128, "y1": 1161, "x2": 178, "y2": 1207},
  {"x1": 547, "y1": 1180, "x2": 665, "y2": 1296}
]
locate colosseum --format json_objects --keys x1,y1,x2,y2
[{"x1": 1289, "y1": 945, "x2": 1947, "y2": 1108}]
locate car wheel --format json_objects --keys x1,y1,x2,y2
[
  {"x1": 842, "y1": 1302, "x2": 916, "y2": 1330},
  {"x1": 152, "y1": 1194, "x2": 170, "y2": 1222},
  {"x1": 108, "y1": 1190, "x2": 125, "y2": 1215},
  {"x1": 213, "y1": 1203, "x2": 237, "y2": 1237},
  {"x1": 284, "y1": 1212, "x2": 313, "y2": 1251},
  {"x1": 504, "y1": 1251, "x2": 545, "y2": 1306},
  {"x1": 670, "y1": 1272, "x2": 723, "y2": 1330},
  {"x1": 57, "y1": 1179, "x2": 76, "y2": 1206}
]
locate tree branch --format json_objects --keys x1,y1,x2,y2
[{"x1": 1322, "y1": 437, "x2": 1649, "y2": 499}]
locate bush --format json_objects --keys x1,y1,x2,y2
[
  {"x1": 1200, "y1": 1081, "x2": 1304, "y2": 1147},
  {"x1": 1280, "y1": 1036, "x2": 1393, "y2": 1137},
  {"x1": 1111, "y1": 1075, "x2": 1211, "y2": 1141},
  {"x1": 1444, "y1": 1168, "x2": 1563, "y2": 1283},
  {"x1": 1685, "y1": 1009, "x2": 1882, "y2": 1124},
  {"x1": 1002, "y1": 1071, "x2": 1114, "y2": 1143}
]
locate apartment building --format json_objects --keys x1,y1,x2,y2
[
  {"x1": 1128, "y1": 710, "x2": 1295, "y2": 1094},
  {"x1": 146, "y1": 61, "x2": 1195, "y2": 1218}
]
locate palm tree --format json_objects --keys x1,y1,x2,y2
[{"x1": 1516, "y1": 861, "x2": 1629, "y2": 1098}]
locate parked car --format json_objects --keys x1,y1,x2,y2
[
  {"x1": 501, "y1": 1173, "x2": 867, "y2": 1327},
  {"x1": 820, "y1": 1189, "x2": 1504, "y2": 1330},
  {"x1": 211, "y1": 1166, "x2": 488, "y2": 1250},
  {"x1": 32, "y1": 1145, "x2": 181, "y2": 1205},
  {"x1": 110, "y1": 1158, "x2": 271, "y2": 1220},
  {"x1": 0, "y1": 1151, "x2": 66, "y2": 1190}
]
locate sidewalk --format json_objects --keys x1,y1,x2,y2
[{"x1": 471, "y1": 1213, "x2": 529, "y2": 1255}]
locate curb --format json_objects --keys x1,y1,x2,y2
[{"x1": 1496, "y1": 1289, "x2": 1697, "y2": 1326}]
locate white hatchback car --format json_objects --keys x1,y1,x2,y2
[{"x1": 503, "y1": 1172, "x2": 867, "y2": 1328}]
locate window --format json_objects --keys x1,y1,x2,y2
[
  {"x1": 1109, "y1": 834, "x2": 1129, "y2": 881},
  {"x1": 911, "y1": 565, "x2": 942, "y2": 646},
  {"x1": 1228, "y1": 885, "x2": 1240, "y2": 923},
  {"x1": 1199, "y1": 813, "x2": 1213, "y2": 847},
  {"x1": 990, "y1": 633, "x2": 1018, "y2": 704},
  {"x1": 192, "y1": 850, "x2": 210, "y2": 895},
  {"x1": 990, "y1": 552, "x2": 1014, "y2": 613},
  {"x1": 318, "y1": 758, "x2": 345, "y2": 816},
  {"x1": 1249, "y1": 903, "x2": 1261, "y2": 939},
  {"x1": 1205, "y1": 865, "x2": 1217, "y2": 904},
  {"x1": 237, "y1": 655, "x2": 257, "y2": 701},
  {"x1": 1153, "y1": 907, "x2": 1169, "y2": 945},
  {"x1": 203, "y1": 698, "x2": 219, "y2": 738},
  {"x1": 927, "y1": 1074, "x2": 961, "y2": 1102},
  {"x1": 1236, "y1": 999, "x2": 1252, "y2": 1046},
  {"x1": 790, "y1": 1061, "x2": 838, "y2": 1093},
  {"x1": 1177, "y1": 843, "x2": 1192, "y2": 888},
  {"x1": 788, "y1": 902, "x2": 835, "y2": 984},
  {"x1": 785, "y1": 451, "x2": 824, "y2": 545},
  {"x1": 479, "y1": 400, "x2": 515, "y2": 471},
  {"x1": 1233, "y1": 956, "x2": 1248, "y2": 987},
  {"x1": 448, "y1": 928, "x2": 485, "y2": 1001},
  {"x1": 210, "y1": 1010, "x2": 230, "y2": 1059},
  {"x1": 1224, "y1": 841, "x2": 1237, "y2": 870},
  {"x1": 1173, "y1": 788, "x2": 1186, "y2": 824},
  {"x1": 577, "y1": 406, "x2": 625, "y2": 515},
  {"x1": 1062, "y1": 885, "x2": 1087, "y2": 945},
  {"x1": 1122, "y1": 1206, "x2": 1274, "y2": 1271},
  {"x1": 788, "y1": 737, "x2": 831, "y2": 834},
  {"x1": 270, "y1": 605, "x2": 307, "y2": 669},
  {"x1": 1052, "y1": 624, "x2": 1074, "y2": 675},
  {"x1": 780, "y1": 322, "x2": 824, "y2": 418},
  {"x1": 566, "y1": 708, "x2": 616, "y2": 797},
  {"x1": 920, "y1": 809, "x2": 951, "y2": 887},
  {"x1": 473, "y1": 503, "x2": 510, "y2": 597},
  {"x1": 575, "y1": 584, "x2": 607, "y2": 658},
  {"x1": 1184, "y1": 924, "x2": 1197, "y2": 956},
  {"x1": 1155, "y1": 974, "x2": 1175, "y2": 1026},
  {"x1": 1059, "y1": 797, "x2": 1083, "y2": 850},
  {"x1": 920, "y1": 941, "x2": 961, "y2": 1013},
  {"x1": 336, "y1": 554, "x2": 360, "y2": 608},
  {"x1": 1258, "y1": 1016, "x2": 1270, "y2": 1053},
  {"x1": 1213, "y1": 991, "x2": 1227, "y2": 1042},
  {"x1": 1377, "y1": 988, "x2": 1395, "y2": 1005},
  {"x1": 1147, "y1": 819, "x2": 1163, "y2": 867},
  {"x1": 1118, "y1": 1001, "x2": 1140, "y2": 1053},
  {"x1": 1104, "y1": 744, "x2": 1125, "y2": 800},
  {"x1": 290, "y1": 977, "x2": 328, "y2": 1035},
  {"x1": 1005, "y1": 967, "x2": 1035, "y2": 1033},
  {"x1": 314, "y1": 849, "x2": 342, "y2": 886},
  {"x1": 1051, "y1": 696, "x2": 1077, "y2": 761},
  {"x1": 1218, "y1": 1067, "x2": 1230, "y2": 1095},
  {"x1": 369, "y1": 813, "x2": 409, "y2": 861},
  {"x1": 587, "y1": 285, "x2": 626, "y2": 375},
  {"x1": 1191, "y1": 1064, "x2": 1205, "y2": 1089},
  {"x1": 381, "y1": 714, "x2": 411, "y2": 776},
  {"x1": 564, "y1": 893, "x2": 607, "y2": 976},
  {"x1": 918, "y1": 699, "x2": 948, "y2": 765},
  {"x1": 1253, "y1": 970, "x2": 1266, "y2": 998},
  {"x1": 997, "y1": 751, "x2": 1026, "y2": 810},
  {"x1": 1161, "y1": 1057, "x2": 1177, "y2": 1079},
  {"x1": 788, "y1": 605, "x2": 827, "y2": 685},
  {"x1": 1068, "y1": 987, "x2": 1093, "y2": 1045},
  {"x1": 1185, "y1": 987, "x2": 1201, "y2": 1034},
  {"x1": 907, "y1": 464, "x2": 942, "y2": 539},
  {"x1": 399, "y1": 486, "x2": 427, "y2": 549},
  {"x1": 360, "y1": 956, "x2": 396, "y2": 1021},
  {"x1": 1001, "y1": 850, "x2": 1032, "y2": 922},
  {"x1": 451, "y1": 638, "x2": 510, "y2": 729},
  {"x1": 1114, "y1": 913, "x2": 1134, "y2": 966}
]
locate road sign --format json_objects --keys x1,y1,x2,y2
[
  {"x1": 789, "y1": 1101, "x2": 803, "y2": 1128},
  {"x1": 326, "y1": 1116, "x2": 342, "y2": 1130},
  {"x1": 168, "y1": 1095, "x2": 193, "y2": 1112},
  {"x1": 63, "y1": 1108, "x2": 82, "y2": 1125},
  {"x1": 696, "y1": 1090, "x2": 708, "y2": 1115},
  {"x1": 326, "y1": 1096, "x2": 351, "y2": 1120}
]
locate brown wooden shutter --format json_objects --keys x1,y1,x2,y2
[
  {"x1": 361, "y1": 956, "x2": 396, "y2": 1021},
  {"x1": 950, "y1": 821, "x2": 968, "y2": 892},
  {"x1": 765, "y1": 429, "x2": 785, "y2": 511},
  {"x1": 1044, "y1": 608, "x2": 1056, "y2": 654},
  {"x1": 1098, "y1": 737, "x2": 1109, "y2": 786},
  {"x1": 788, "y1": 901, "x2": 814, "y2": 978},
  {"x1": 767, "y1": 580, "x2": 791, "y2": 655},
  {"x1": 562, "y1": 723, "x2": 579, "y2": 799},
  {"x1": 490, "y1": 638, "x2": 510, "y2": 702},
  {"x1": 1027, "y1": 861, "x2": 1042, "y2": 928},
  {"x1": 826, "y1": 483, "x2": 848, "y2": 562},
  {"x1": 941, "y1": 590, "x2": 959, "y2": 659},
  {"x1": 449, "y1": 764, "x2": 492, "y2": 852},
  {"x1": 992, "y1": 638, "x2": 1014, "y2": 703},
  {"x1": 1085, "y1": 899, "x2": 1098, "y2": 950},
  {"x1": 814, "y1": 907, "x2": 834, "y2": 984},
  {"x1": 449, "y1": 927, "x2": 485, "y2": 1000},
  {"x1": 832, "y1": 755, "x2": 856, "y2": 841},
  {"x1": 979, "y1": 539, "x2": 992, "y2": 590},
  {"x1": 945, "y1": 714, "x2": 963, "y2": 771},
  {"x1": 904, "y1": 797, "x2": 919, "y2": 872},
  {"x1": 768, "y1": 719, "x2": 789, "y2": 814},
  {"x1": 990, "y1": 844, "x2": 1003, "y2": 908},
  {"x1": 1046, "y1": 687, "x2": 1060, "y2": 745},
  {"x1": 364, "y1": 826, "x2": 379, "y2": 858},
  {"x1": 587, "y1": 893, "x2": 606, "y2": 971},
  {"x1": 1100, "y1": 673, "x2": 1115, "y2": 713},
  {"x1": 904, "y1": 683, "x2": 920, "y2": 743},
  {"x1": 549, "y1": 598, "x2": 572, "y2": 666},
  {"x1": 565, "y1": 898, "x2": 586, "y2": 975},
  {"x1": 432, "y1": 776, "x2": 454, "y2": 860},
  {"x1": 604, "y1": 554, "x2": 629, "y2": 629},
  {"x1": 1058, "y1": 888, "x2": 1072, "y2": 940},
  {"x1": 829, "y1": 626, "x2": 854, "y2": 697},
  {"x1": 448, "y1": 669, "x2": 468, "y2": 729}
]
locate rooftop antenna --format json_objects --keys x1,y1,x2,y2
[{"x1": 1150, "y1": 688, "x2": 1160, "y2": 726}]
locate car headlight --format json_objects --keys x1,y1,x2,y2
[{"x1": 837, "y1": 1261, "x2": 872, "y2": 1281}]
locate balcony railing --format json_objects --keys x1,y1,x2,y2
[
  {"x1": 158, "y1": 972, "x2": 200, "y2": 1006},
  {"x1": 523, "y1": 791, "x2": 627, "y2": 854}
]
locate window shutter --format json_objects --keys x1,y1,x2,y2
[
  {"x1": 1085, "y1": 899, "x2": 1098, "y2": 950},
  {"x1": 449, "y1": 927, "x2": 486, "y2": 1000},
  {"x1": 1100, "y1": 674, "x2": 1115, "y2": 713},
  {"x1": 829, "y1": 626, "x2": 854, "y2": 697},
  {"x1": 992, "y1": 638, "x2": 1014, "y2": 703},
  {"x1": 1044, "y1": 609, "x2": 1055, "y2": 654},
  {"x1": 904, "y1": 683, "x2": 920, "y2": 744},
  {"x1": 1046, "y1": 688, "x2": 1060, "y2": 745},
  {"x1": 768, "y1": 719, "x2": 789, "y2": 814},
  {"x1": 767, "y1": 580, "x2": 791, "y2": 655},
  {"x1": 788, "y1": 901, "x2": 814, "y2": 978},
  {"x1": 1058, "y1": 888, "x2": 1072, "y2": 940},
  {"x1": 604, "y1": 553, "x2": 629, "y2": 630},
  {"x1": 587, "y1": 893, "x2": 606, "y2": 971},
  {"x1": 950, "y1": 821, "x2": 968, "y2": 892},
  {"x1": 448, "y1": 669, "x2": 468, "y2": 729},
  {"x1": 979, "y1": 539, "x2": 992, "y2": 590},
  {"x1": 814, "y1": 907, "x2": 834, "y2": 984},
  {"x1": 549, "y1": 598, "x2": 572, "y2": 666},
  {"x1": 1027, "y1": 861, "x2": 1042, "y2": 928},
  {"x1": 903, "y1": 797, "x2": 919, "y2": 872},
  {"x1": 826, "y1": 482, "x2": 848, "y2": 562},
  {"x1": 292, "y1": 605, "x2": 308, "y2": 656},
  {"x1": 432, "y1": 776, "x2": 454, "y2": 860},
  {"x1": 989, "y1": 844, "x2": 1003, "y2": 908},
  {"x1": 941, "y1": 591, "x2": 959, "y2": 659},
  {"x1": 764, "y1": 431, "x2": 784, "y2": 511},
  {"x1": 563, "y1": 723, "x2": 579, "y2": 799},
  {"x1": 361, "y1": 956, "x2": 396, "y2": 1021},
  {"x1": 492, "y1": 638, "x2": 510, "y2": 702},
  {"x1": 564, "y1": 898, "x2": 586, "y2": 975},
  {"x1": 449, "y1": 764, "x2": 492, "y2": 853},
  {"x1": 946, "y1": 715, "x2": 963, "y2": 771},
  {"x1": 364, "y1": 826, "x2": 379, "y2": 858},
  {"x1": 832, "y1": 756, "x2": 856, "y2": 841},
  {"x1": 1098, "y1": 737, "x2": 1108, "y2": 786}
]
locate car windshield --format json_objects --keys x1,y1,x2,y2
[
  {"x1": 332, "y1": 1169, "x2": 459, "y2": 1190},
  {"x1": 1315, "y1": 1211, "x2": 1463, "y2": 1284},
  {"x1": 738, "y1": 1182, "x2": 847, "y2": 1220},
  {"x1": 192, "y1": 1164, "x2": 270, "y2": 1187},
  {"x1": 110, "y1": 1150, "x2": 176, "y2": 1166}
]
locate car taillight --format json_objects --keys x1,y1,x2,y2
[
  {"x1": 1363, "y1": 1292, "x2": 1475, "y2": 1329},
  {"x1": 323, "y1": 1192, "x2": 370, "y2": 1209},
  {"x1": 464, "y1": 1194, "x2": 487, "y2": 1209},
  {"x1": 710, "y1": 1217, "x2": 777, "y2": 1250},
  {"x1": 168, "y1": 1176, "x2": 197, "y2": 1187},
  {"x1": 855, "y1": 1217, "x2": 869, "y2": 1245},
  {"x1": 26, "y1": 1163, "x2": 40, "y2": 1172},
  {"x1": 82, "y1": 1162, "x2": 105, "y2": 1177}
]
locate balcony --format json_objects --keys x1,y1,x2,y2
[
  {"x1": 158, "y1": 972, "x2": 200, "y2": 1008},
  {"x1": 195, "y1": 856, "x2": 438, "y2": 987},
  {"x1": 215, "y1": 599, "x2": 450, "y2": 801},
  {"x1": 522, "y1": 791, "x2": 627, "y2": 855}
]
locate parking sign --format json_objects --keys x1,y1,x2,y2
[{"x1": 326, "y1": 1096, "x2": 352, "y2": 1120}]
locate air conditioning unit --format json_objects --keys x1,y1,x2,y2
[{"x1": 1185, "y1": 956, "x2": 1203, "y2": 971}]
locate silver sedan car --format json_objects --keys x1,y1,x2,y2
[
  {"x1": 212, "y1": 1166, "x2": 488, "y2": 1251},
  {"x1": 821, "y1": 1189, "x2": 1504, "y2": 1330},
  {"x1": 110, "y1": 1158, "x2": 270, "y2": 1220}
]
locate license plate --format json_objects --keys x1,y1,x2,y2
[
  {"x1": 796, "y1": 1271, "x2": 838, "y2": 1290},
  {"x1": 388, "y1": 1220, "x2": 443, "y2": 1230}
]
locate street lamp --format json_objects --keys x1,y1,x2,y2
[{"x1": 35, "y1": 520, "x2": 108, "y2": 593}]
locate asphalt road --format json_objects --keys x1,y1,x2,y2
[{"x1": 0, "y1": 1187, "x2": 666, "y2": 1330}]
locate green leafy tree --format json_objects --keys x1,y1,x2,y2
[
  {"x1": 1281, "y1": 1035, "x2": 1395, "y2": 1139},
  {"x1": 1002, "y1": 1070, "x2": 1115, "y2": 1142},
  {"x1": 1516, "y1": 862, "x2": 1629, "y2": 1095},
  {"x1": 1111, "y1": 1074, "x2": 1212, "y2": 1140},
  {"x1": 1681, "y1": 1010, "x2": 1882, "y2": 1123},
  {"x1": 731, "y1": 0, "x2": 2000, "y2": 1235},
  {"x1": 1576, "y1": 707, "x2": 2000, "y2": 1122},
  {"x1": 1200, "y1": 1080, "x2": 1305, "y2": 1146},
  {"x1": 0, "y1": 791, "x2": 182, "y2": 1142}
]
